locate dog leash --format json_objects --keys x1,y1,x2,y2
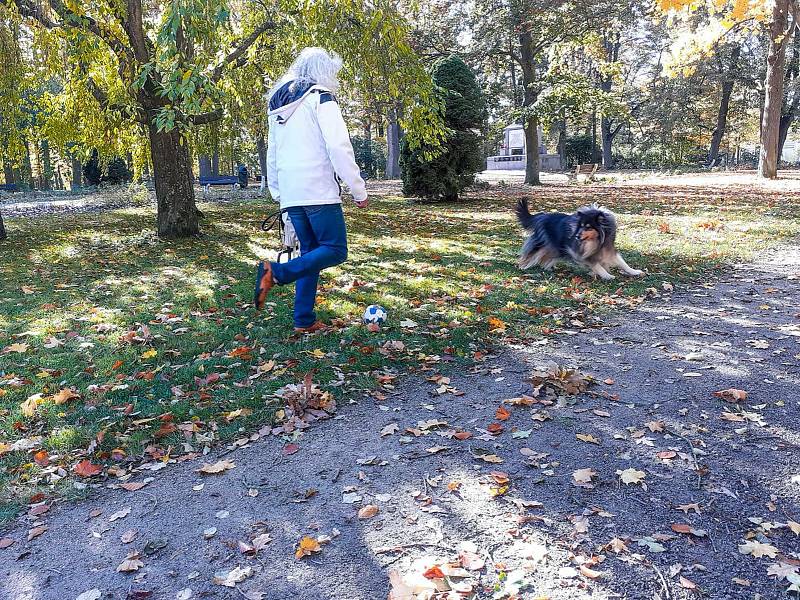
[{"x1": 260, "y1": 209, "x2": 295, "y2": 263}]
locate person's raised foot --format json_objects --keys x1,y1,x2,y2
[
  {"x1": 253, "y1": 261, "x2": 275, "y2": 311},
  {"x1": 293, "y1": 321, "x2": 329, "y2": 334}
]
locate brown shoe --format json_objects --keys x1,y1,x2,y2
[
  {"x1": 293, "y1": 321, "x2": 328, "y2": 334},
  {"x1": 253, "y1": 261, "x2": 275, "y2": 310}
]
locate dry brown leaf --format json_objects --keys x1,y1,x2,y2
[
  {"x1": 713, "y1": 388, "x2": 747, "y2": 402},
  {"x1": 358, "y1": 505, "x2": 379, "y2": 519},
  {"x1": 679, "y1": 576, "x2": 697, "y2": 590},
  {"x1": 197, "y1": 460, "x2": 235, "y2": 475},
  {"x1": 73, "y1": 460, "x2": 103, "y2": 478},
  {"x1": 738, "y1": 540, "x2": 778, "y2": 558},
  {"x1": 617, "y1": 468, "x2": 646, "y2": 485},
  {"x1": 117, "y1": 552, "x2": 144, "y2": 573},
  {"x1": 576, "y1": 433, "x2": 600, "y2": 445},
  {"x1": 572, "y1": 468, "x2": 597, "y2": 485},
  {"x1": 27, "y1": 526, "x2": 47, "y2": 541},
  {"x1": 52, "y1": 388, "x2": 80, "y2": 405}
]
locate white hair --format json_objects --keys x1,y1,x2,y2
[{"x1": 269, "y1": 47, "x2": 343, "y2": 99}]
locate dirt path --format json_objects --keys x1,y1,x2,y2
[{"x1": 1, "y1": 248, "x2": 799, "y2": 600}]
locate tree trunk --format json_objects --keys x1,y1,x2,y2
[
  {"x1": 0, "y1": 209, "x2": 6, "y2": 241},
  {"x1": 524, "y1": 117, "x2": 541, "y2": 184},
  {"x1": 601, "y1": 116, "x2": 615, "y2": 169},
  {"x1": 199, "y1": 155, "x2": 213, "y2": 177},
  {"x1": 778, "y1": 111, "x2": 796, "y2": 156},
  {"x1": 557, "y1": 118, "x2": 567, "y2": 170},
  {"x1": 256, "y1": 135, "x2": 267, "y2": 175},
  {"x1": 2, "y1": 159, "x2": 14, "y2": 185},
  {"x1": 519, "y1": 31, "x2": 540, "y2": 185},
  {"x1": 71, "y1": 157, "x2": 81, "y2": 189},
  {"x1": 211, "y1": 148, "x2": 220, "y2": 177},
  {"x1": 759, "y1": 0, "x2": 790, "y2": 179},
  {"x1": 148, "y1": 125, "x2": 199, "y2": 237},
  {"x1": 386, "y1": 106, "x2": 402, "y2": 179},
  {"x1": 40, "y1": 140, "x2": 53, "y2": 190},
  {"x1": 708, "y1": 45, "x2": 741, "y2": 166}
]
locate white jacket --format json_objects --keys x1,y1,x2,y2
[{"x1": 267, "y1": 81, "x2": 367, "y2": 208}]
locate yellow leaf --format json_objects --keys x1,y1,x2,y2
[
  {"x1": 576, "y1": 433, "x2": 600, "y2": 445},
  {"x1": 295, "y1": 536, "x2": 321, "y2": 559},
  {"x1": 141, "y1": 349, "x2": 157, "y2": 359},
  {"x1": 309, "y1": 349, "x2": 325, "y2": 359},
  {"x1": 3, "y1": 343, "x2": 29, "y2": 354},
  {"x1": 20, "y1": 394, "x2": 44, "y2": 417},
  {"x1": 787, "y1": 520, "x2": 800, "y2": 536},
  {"x1": 52, "y1": 388, "x2": 80, "y2": 405}
]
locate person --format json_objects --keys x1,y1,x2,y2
[
  {"x1": 253, "y1": 47, "x2": 368, "y2": 333},
  {"x1": 237, "y1": 163, "x2": 249, "y2": 188}
]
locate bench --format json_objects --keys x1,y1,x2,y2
[
  {"x1": 199, "y1": 176, "x2": 238, "y2": 198},
  {"x1": 574, "y1": 163, "x2": 599, "y2": 181},
  {"x1": 0, "y1": 183, "x2": 18, "y2": 192}
]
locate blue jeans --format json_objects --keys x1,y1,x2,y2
[{"x1": 270, "y1": 204, "x2": 348, "y2": 328}]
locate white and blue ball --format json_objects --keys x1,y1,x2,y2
[{"x1": 363, "y1": 304, "x2": 388, "y2": 325}]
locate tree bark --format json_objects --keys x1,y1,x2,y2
[
  {"x1": 759, "y1": 0, "x2": 790, "y2": 179},
  {"x1": 256, "y1": 134, "x2": 267, "y2": 176},
  {"x1": 519, "y1": 31, "x2": 540, "y2": 185},
  {"x1": 557, "y1": 118, "x2": 567, "y2": 170},
  {"x1": 199, "y1": 155, "x2": 213, "y2": 177},
  {"x1": 148, "y1": 125, "x2": 199, "y2": 237},
  {"x1": 386, "y1": 105, "x2": 402, "y2": 179},
  {"x1": 2, "y1": 159, "x2": 15, "y2": 185},
  {"x1": 708, "y1": 45, "x2": 741, "y2": 166},
  {"x1": 70, "y1": 157, "x2": 81, "y2": 189},
  {"x1": 601, "y1": 117, "x2": 615, "y2": 169},
  {"x1": 40, "y1": 140, "x2": 53, "y2": 190},
  {"x1": 0, "y1": 209, "x2": 6, "y2": 241}
]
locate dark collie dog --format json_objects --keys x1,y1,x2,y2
[{"x1": 515, "y1": 198, "x2": 643, "y2": 281}]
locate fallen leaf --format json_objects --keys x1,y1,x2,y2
[
  {"x1": 671, "y1": 523, "x2": 707, "y2": 537},
  {"x1": 358, "y1": 505, "x2": 379, "y2": 519},
  {"x1": 117, "y1": 552, "x2": 144, "y2": 573},
  {"x1": 679, "y1": 576, "x2": 697, "y2": 590},
  {"x1": 109, "y1": 507, "x2": 131, "y2": 522},
  {"x1": 76, "y1": 590, "x2": 102, "y2": 600},
  {"x1": 580, "y1": 565, "x2": 604, "y2": 579},
  {"x1": 197, "y1": 460, "x2": 235, "y2": 475},
  {"x1": 3, "y1": 343, "x2": 29, "y2": 354},
  {"x1": 423, "y1": 565, "x2": 445, "y2": 579},
  {"x1": 212, "y1": 565, "x2": 254, "y2": 586},
  {"x1": 675, "y1": 503, "x2": 701, "y2": 514},
  {"x1": 121, "y1": 529, "x2": 138, "y2": 543},
  {"x1": 119, "y1": 481, "x2": 148, "y2": 492},
  {"x1": 572, "y1": 468, "x2": 597, "y2": 486},
  {"x1": 738, "y1": 540, "x2": 778, "y2": 559},
  {"x1": 617, "y1": 468, "x2": 646, "y2": 485},
  {"x1": 787, "y1": 520, "x2": 800, "y2": 535},
  {"x1": 380, "y1": 423, "x2": 399, "y2": 437},
  {"x1": 495, "y1": 406, "x2": 511, "y2": 420},
  {"x1": 27, "y1": 526, "x2": 47, "y2": 541},
  {"x1": 74, "y1": 460, "x2": 103, "y2": 478},
  {"x1": 141, "y1": 349, "x2": 158, "y2": 359},
  {"x1": 295, "y1": 536, "x2": 321, "y2": 559},
  {"x1": 0, "y1": 538, "x2": 15, "y2": 549},
  {"x1": 576, "y1": 433, "x2": 600, "y2": 445},
  {"x1": 52, "y1": 388, "x2": 80, "y2": 405},
  {"x1": 713, "y1": 388, "x2": 747, "y2": 403}
]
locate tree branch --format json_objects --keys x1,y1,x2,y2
[
  {"x1": 211, "y1": 20, "x2": 277, "y2": 82},
  {"x1": 190, "y1": 109, "x2": 224, "y2": 125}
]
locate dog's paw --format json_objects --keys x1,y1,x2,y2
[
  {"x1": 627, "y1": 269, "x2": 644, "y2": 277},
  {"x1": 599, "y1": 274, "x2": 615, "y2": 281}
]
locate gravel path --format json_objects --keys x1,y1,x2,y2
[{"x1": 1, "y1": 248, "x2": 798, "y2": 600}]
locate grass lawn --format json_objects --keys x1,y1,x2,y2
[{"x1": 1, "y1": 176, "x2": 798, "y2": 520}]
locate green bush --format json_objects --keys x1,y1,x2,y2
[{"x1": 401, "y1": 55, "x2": 486, "y2": 201}]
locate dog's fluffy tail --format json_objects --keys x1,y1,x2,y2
[{"x1": 515, "y1": 198, "x2": 537, "y2": 231}]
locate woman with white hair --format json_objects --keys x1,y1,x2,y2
[{"x1": 253, "y1": 47, "x2": 368, "y2": 333}]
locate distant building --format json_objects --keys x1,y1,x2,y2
[{"x1": 486, "y1": 124, "x2": 562, "y2": 171}]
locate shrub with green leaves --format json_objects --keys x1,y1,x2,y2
[{"x1": 401, "y1": 55, "x2": 486, "y2": 201}]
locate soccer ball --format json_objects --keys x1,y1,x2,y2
[{"x1": 363, "y1": 304, "x2": 388, "y2": 325}]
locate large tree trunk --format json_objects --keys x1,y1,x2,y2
[
  {"x1": 0, "y1": 209, "x2": 6, "y2": 241},
  {"x1": 148, "y1": 125, "x2": 199, "y2": 237},
  {"x1": 71, "y1": 157, "x2": 81, "y2": 189},
  {"x1": 601, "y1": 117, "x2": 615, "y2": 169},
  {"x1": 519, "y1": 31, "x2": 540, "y2": 185},
  {"x1": 708, "y1": 45, "x2": 741, "y2": 166},
  {"x1": 556, "y1": 118, "x2": 567, "y2": 170},
  {"x1": 759, "y1": 0, "x2": 790, "y2": 179},
  {"x1": 386, "y1": 106, "x2": 402, "y2": 179}
]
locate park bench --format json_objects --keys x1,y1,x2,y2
[
  {"x1": 199, "y1": 175, "x2": 238, "y2": 198},
  {"x1": 574, "y1": 163, "x2": 599, "y2": 181},
  {"x1": 0, "y1": 183, "x2": 19, "y2": 192}
]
